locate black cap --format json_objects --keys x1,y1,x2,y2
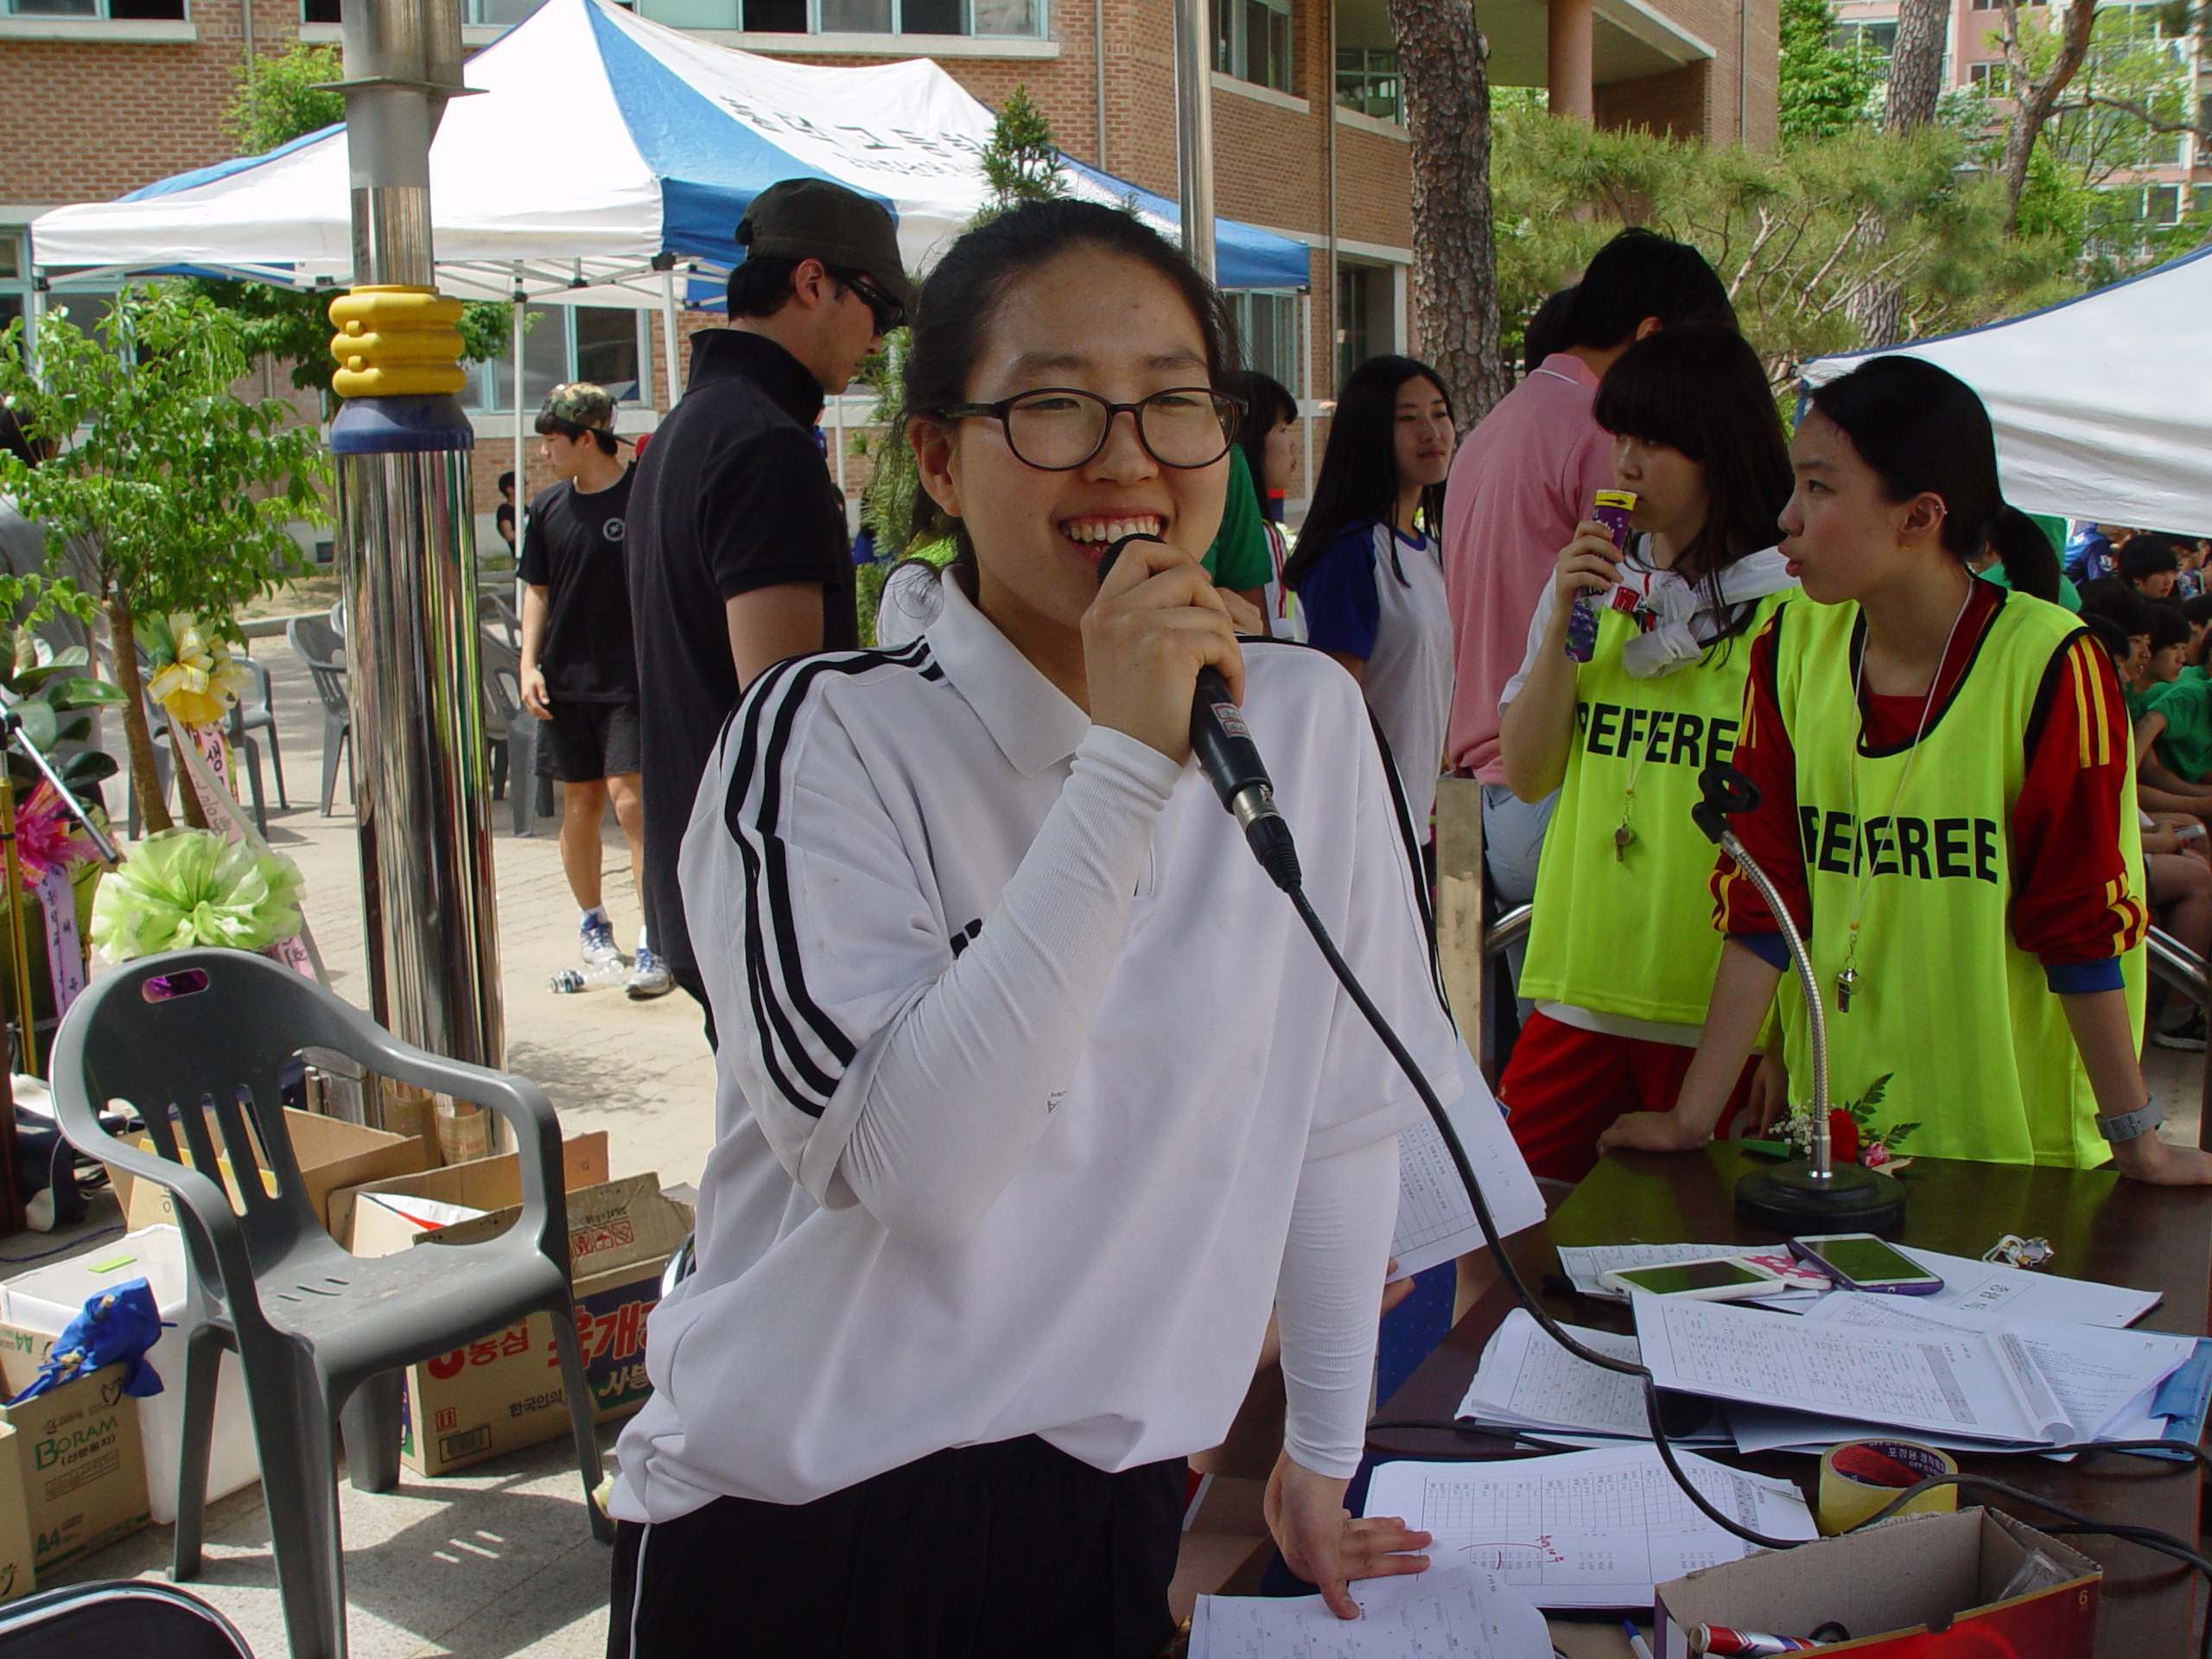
[{"x1": 736, "y1": 178, "x2": 916, "y2": 315}]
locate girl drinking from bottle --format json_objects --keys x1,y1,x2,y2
[
  {"x1": 1599, "y1": 356, "x2": 2212, "y2": 1182},
  {"x1": 607, "y1": 200, "x2": 1457, "y2": 1656},
  {"x1": 1284, "y1": 355, "x2": 1457, "y2": 831},
  {"x1": 1493, "y1": 325, "x2": 1797, "y2": 1181}
]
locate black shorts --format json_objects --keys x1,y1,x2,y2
[
  {"x1": 537, "y1": 699, "x2": 641, "y2": 784},
  {"x1": 607, "y1": 1436, "x2": 1185, "y2": 1659}
]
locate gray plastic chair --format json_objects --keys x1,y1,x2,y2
[
  {"x1": 284, "y1": 618, "x2": 351, "y2": 816},
  {"x1": 226, "y1": 656, "x2": 287, "y2": 824},
  {"x1": 50, "y1": 950, "x2": 611, "y2": 1659},
  {"x1": 478, "y1": 637, "x2": 538, "y2": 836}
]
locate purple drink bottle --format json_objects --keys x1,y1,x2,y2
[{"x1": 1566, "y1": 489, "x2": 1638, "y2": 664}]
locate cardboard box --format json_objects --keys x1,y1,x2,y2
[
  {"x1": 0, "y1": 1365, "x2": 150, "y2": 1580},
  {"x1": 332, "y1": 1130, "x2": 611, "y2": 1255},
  {"x1": 0, "y1": 1423, "x2": 35, "y2": 1603},
  {"x1": 0, "y1": 1228, "x2": 261, "y2": 1525},
  {"x1": 335, "y1": 1137, "x2": 690, "y2": 1476},
  {"x1": 1654, "y1": 1508, "x2": 2100, "y2": 1658},
  {"x1": 109, "y1": 1107, "x2": 426, "y2": 1236}
]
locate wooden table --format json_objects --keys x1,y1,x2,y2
[{"x1": 1372, "y1": 1143, "x2": 2212, "y2": 1651}]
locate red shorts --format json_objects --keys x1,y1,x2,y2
[{"x1": 1498, "y1": 1009, "x2": 1761, "y2": 1182}]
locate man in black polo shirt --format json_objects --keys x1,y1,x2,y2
[{"x1": 627, "y1": 178, "x2": 912, "y2": 1031}]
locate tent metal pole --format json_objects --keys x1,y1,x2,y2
[
  {"x1": 659, "y1": 267, "x2": 683, "y2": 413},
  {"x1": 328, "y1": 0, "x2": 505, "y2": 1078},
  {"x1": 512, "y1": 278, "x2": 525, "y2": 563},
  {"x1": 1172, "y1": 0, "x2": 1215, "y2": 280}
]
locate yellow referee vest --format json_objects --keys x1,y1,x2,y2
[
  {"x1": 1758, "y1": 594, "x2": 2145, "y2": 1168},
  {"x1": 1522, "y1": 595, "x2": 1792, "y2": 1027}
]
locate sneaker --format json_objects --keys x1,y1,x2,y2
[
  {"x1": 2152, "y1": 1007, "x2": 2207, "y2": 1051},
  {"x1": 626, "y1": 945, "x2": 674, "y2": 1001},
  {"x1": 580, "y1": 913, "x2": 625, "y2": 969}
]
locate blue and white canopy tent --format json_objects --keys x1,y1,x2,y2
[
  {"x1": 32, "y1": 0, "x2": 1313, "y2": 531},
  {"x1": 1802, "y1": 241, "x2": 2212, "y2": 534},
  {"x1": 29, "y1": 0, "x2": 1309, "y2": 307}
]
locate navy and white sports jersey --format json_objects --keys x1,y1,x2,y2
[{"x1": 611, "y1": 575, "x2": 1460, "y2": 1518}]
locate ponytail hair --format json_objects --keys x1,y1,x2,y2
[{"x1": 1807, "y1": 357, "x2": 2057, "y2": 604}]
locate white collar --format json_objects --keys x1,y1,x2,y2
[{"x1": 922, "y1": 576, "x2": 1090, "y2": 778}]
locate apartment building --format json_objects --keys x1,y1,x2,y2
[
  {"x1": 1831, "y1": 0, "x2": 2208, "y2": 232},
  {"x1": 3, "y1": 0, "x2": 1776, "y2": 513}
]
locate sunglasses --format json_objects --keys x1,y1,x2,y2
[{"x1": 830, "y1": 267, "x2": 906, "y2": 335}]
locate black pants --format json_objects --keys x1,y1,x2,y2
[
  {"x1": 607, "y1": 1437, "x2": 1185, "y2": 1659},
  {"x1": 670, "y1": 960, "x2": 716, "y2": 1051}
]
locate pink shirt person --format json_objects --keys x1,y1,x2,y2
[{"x1": 1441, "y1": 353, "x2": 1615, "y2": 783}]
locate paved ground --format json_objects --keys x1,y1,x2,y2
[{"x1": 24, "y1": 625, "x2": 2209, "y2": 1656}]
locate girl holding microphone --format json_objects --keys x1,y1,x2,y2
[
  {"x1": 1493, "y1": 325, "x2": 1798, "y2": 1180},
  {"x1": 1599, "y1": 356, "x2": 2212, "y2": 1182},
  {"x1": 608, "y1": 200, "x2": 1457, "y2": 1656}
]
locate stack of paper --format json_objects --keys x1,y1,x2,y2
[
  {"x1": 1452, "y1": 1311, "x2": 1727, "y2": 1446},
  {"x1": 1189, "y1": 1565, "x2": 1551, "y2": 1657},
  {"x1": 1364, "y1": 1445, "x2": 1816, "y2": 1610},
  {"x1": 1633, "y1": 1294, "x2": 2201, "y2": 1450},
  {"x1": 1879, "y1": 1245, "x2": 2163, "y2": 1326},
  {"x1": 1724, "y1": 1294, "x2": 2205, "y2": 1454}
]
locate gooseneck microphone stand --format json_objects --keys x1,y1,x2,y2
[{"x1": 1693, "y1": 764, "x2": 1905, "y2": 1232}]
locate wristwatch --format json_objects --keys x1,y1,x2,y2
[{"x1": 2096, "y1": 1098, "x2": 2164, "y2": 1143}]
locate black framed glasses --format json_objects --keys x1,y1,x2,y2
[
  {"x1": 828, "y1": 266, "x2": 906, "y2": 335},
  {"x1": 932, "y1": 386, "x2": 1243, "y2": 472}
]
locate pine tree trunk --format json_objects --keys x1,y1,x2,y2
[
  {"x1": 1885, "y1": 0, "x2": 1950, "y2": 131},
  {"x1": 1387, "y1": 0, "x2": 1511, "y2": 424},
  {"x1": 1998, "y1": 0, "x2": 2100, "y2": 231},
  {"x1": 106, "y1": 597, "x2": 172, "y2": 836}
]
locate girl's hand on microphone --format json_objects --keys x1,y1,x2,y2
[{"x1": 1083, "y1": 537, "x2": 1243, "y2": 765}]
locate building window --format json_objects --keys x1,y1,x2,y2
[
  {"x1": 7, "y1": 0, "x2": 187, "y2": 18},
  {"x1": 0, "y1": 234, "x2": 25, "y2": 358},
  {"x1": 1336, "y1": 261, "x2": 1393, "y2": 390},
  {"x1": 1831, "y1": 20, "x2": 1896, "y2": 67},
  {"x1": 464, "y1": 305, "x2": 650, "y2": 413},
  {"x1": 1230, "y1": 290, "x2": 1299, "y2": 393},
  {"x1": 1967, "y1": 60, "x2": 2007, "y2": 88},
  {"x1": 302, "y1": 0, "x2": 337, "y2": 18},
  {"x1": 1215, "y1": 0, "x2": 1292, "y2": 94},
  {"x1": 643, "y1": 0, "x2": 1040, "y2": 30},
  {"x1": 1336, "y1": 46, "x2": 1402, "y2": 122},
  {"x1": 2148, "y1": 183, "x2": 2182, "y2": 225}
]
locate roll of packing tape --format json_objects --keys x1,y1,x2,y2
[{"x1": 1817, "y1": 1439, "x2": 1958, "y2": 1535}]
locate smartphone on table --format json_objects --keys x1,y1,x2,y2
[
  {"x1": 1599, "y1": 1257, "x2": 1783, "y2": 1301},
  {"x1": 1789, "y1": 1233, "x2": 1945, "y2": 1295}
]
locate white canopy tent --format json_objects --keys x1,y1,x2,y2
[{"x1": 1802, "y1": 240, "x2": 2212, "y2": 534}]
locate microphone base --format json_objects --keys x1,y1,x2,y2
[{"x1": 1735, "y1": 1160, "x2": 1907, "y2": 1235}]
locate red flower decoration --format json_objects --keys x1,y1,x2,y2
[{"x1": 1827, "y1": 1108, "x2": 1860, "y2": 1165}]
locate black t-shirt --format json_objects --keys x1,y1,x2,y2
[
  {"x1": 518, "y1": 466, "x2": 638, "y2": 702},
  {"x1": 626, "y1": 328, "x2": 855, "y2": 975}
]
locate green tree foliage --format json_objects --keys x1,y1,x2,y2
[
  {"x1": 0, "y1": 288, "x2": 331, "y2": 832},
  {"x1": 1491, "y1": 107, "x2": 2075, "y2": 388},
  {"x1": 1779, "y1": 0, "x2": 1878, "y2": 141},
  {"x1": 188, "y1": 43, "x2": 518, "y2": 394},
  {"x1": 853, "y1": 87, "x2": 1064, "y2": 581},
  {"x1": 978, "y1": 84, "x2": 1067, "y2": 212}
]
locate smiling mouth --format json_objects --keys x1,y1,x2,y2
[{"x1": 1058, "y1": 514, "x2": 1165, "y2": 561}]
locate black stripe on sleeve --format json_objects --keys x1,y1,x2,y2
[{"x1": 721, "y1": 640, "x2": 937, "y2": 1118}]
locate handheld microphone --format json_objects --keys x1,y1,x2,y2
[{"x1": 1096, "y1": 533, "x2": 1301, "y2": 891}]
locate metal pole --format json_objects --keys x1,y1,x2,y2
[
  {"x1": 511, "y1": 280, "x2": 525, "y2": 558},
  {"x1": 1172, "y1": 0, "x2": 1216, "y2": 280},
  {"x1": 658, "y1": 266, "x2": 683, "y2": 413},
  {"x1": 1093, "y1": 0, "x2": 1109, "y2": 172},
  {"x1": 328, "y1": 0, "x2": 504, "y2": 1072}
]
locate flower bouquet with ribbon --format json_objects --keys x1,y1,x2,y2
[
  {"x1": 89, "y1": 828, "x2": 304, "y2": 963},
  {"x1": 142, "y1": 614, "x2": 327, "y2": 982},
  {"x1": 1782, "y1": 1074, "x2": 1917, "y2": 1173}
]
